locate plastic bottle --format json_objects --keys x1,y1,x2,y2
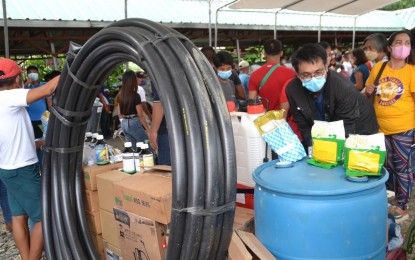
[
  {"x1": 134, "y1": 142, "x2": 143, "y2": 172},
  {"x1": 137, "y1": 142, "x2": 145, "y2": 169},
  {"x1": 84, "y1": 132, "x2": 92, "y2": 145},
  {"x1": 122, "y1": 142, "x2": 136, "y2": 174},
  {"x1": 95, "y1": 135, "x2": 110, "y2": 165},
  {"x1": 141, "y1": 143, "x2": 154, "y2": 170},
  {"x1": 90, "y1": 133, "x2": 98, "y2": 148}
]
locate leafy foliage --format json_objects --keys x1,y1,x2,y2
[{"x1": 382, "y1": 0, "x2": 415, "y2": 11}]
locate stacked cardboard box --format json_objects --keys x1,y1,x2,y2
[
  {"x1": 96, "y1": 170, "x2": 133, "y2": 255},
  {"x1": 112, "y1": 169, "x2": 172, "y2": 260},
  {"x1": 93, "y1": 167, "x2": 171, "y2": 260},
  {"x1": 83, "y1": 162, "x2": 122, "y2": 259}
]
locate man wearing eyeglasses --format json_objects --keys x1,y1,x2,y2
[{"x1": 285, "y1": 43, "x2": 379, "y2": 150}]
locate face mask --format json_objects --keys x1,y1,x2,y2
[
  {"x1": 364, "y1": 50, "x2": 379, "y2": 61},
  {"x1": 28, "y1": 72, "x2": 39, "y2": 81},
  {"x1": 391, "y1": 45, "x2": 411, "y2": 60},
  {"x1": 301, "y1": 76, "x2": 326, "y2": 92},
  {"x1": 218, "y1": 70, "x2": 232, "y2": 80},
  {"x1": 140, "y1": 79, "x2": 147, "y2": 86}
]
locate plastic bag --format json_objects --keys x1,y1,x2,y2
[
  {"x1": 307, "y1": 120, "x2": 345, "y2": 168},
  {"x1": 40, "y1": 110, "x2": 50, "y2": 140},
  {"x1": 254, "y1": 110, "x2": 306, "y2": 162},
  {"x1": 344, "y1": 133, "x2": 386, "y2": 176}
]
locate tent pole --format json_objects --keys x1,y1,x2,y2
[
  {"x1": 236, "y1": 37, "x2": 240, "y2": 62},
  {"x1": 352, "y1": 16, "x2": 357, "y2": 49},
  {"x1": 49, "y1": 32, "x2": 58, "y2": 69},
  {"x1": 274, "y1": 11, "x2": 278, "y2": 39},
  {"x1": 208, "y1": 0, "x2": 212, "y2": 46},
  {"x1": 2, "y1": 0, "x2": 9, "y2": 58},
  {"x1": 318, "y1": 13, "x2": 323, "y2": 42}
]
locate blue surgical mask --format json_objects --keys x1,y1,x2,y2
[
  {"x1": 302, "y1": 77, "x2": 326, "y2": 92},
  {"x1": 140, "y1": 79, "x2": 147, "y2": 86},
  {"x1": 218, "y1": 70, "x2": 232, "y2": 80},
  {"x1": 28, "y1": 72, "x2": 39, "y2": 81}
]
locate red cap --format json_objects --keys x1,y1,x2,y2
[{"x1": 0, "y1": 58, "x2": 23, "y2": 79}]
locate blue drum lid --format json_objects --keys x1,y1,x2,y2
[{"x1": 253, "y1": 159, "x2": 388, "y2": 196}]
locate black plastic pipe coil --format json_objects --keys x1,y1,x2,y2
[{"x1": 41, "y1": 18, "x2": 236, "y2": 260}]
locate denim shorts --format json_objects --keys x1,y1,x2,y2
[{"x1": 0, "y1": 163, "x2": 41, "y2": 222}]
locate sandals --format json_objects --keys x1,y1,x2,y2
[{"x1": 391, "y1": 208, "x2": 410, "y2": 224}]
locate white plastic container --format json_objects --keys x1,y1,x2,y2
[{"x1": 231, "y1": 111, "x2": 270, "y2": 187}]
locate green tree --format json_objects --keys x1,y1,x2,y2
[{"x1": 382, "y1": 0, "x2": 415, "y2": 11}]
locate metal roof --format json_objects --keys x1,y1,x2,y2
[
  {"x1": 0, "y1": 0, "x2": 413, "y2": 57},
  {"x1": 229, "y1": 0, "x2": 399, "y2": 15},
  {"x1": 1, "y1": 0, "x2": 409, "y2": 30}
]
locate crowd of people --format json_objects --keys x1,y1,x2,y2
[
  {"x1": 215, "y1": 30, "x2": 414, "y2": 225},
  {"x1": 0, "y1": 29, "x2": 414, "y2": 259}
]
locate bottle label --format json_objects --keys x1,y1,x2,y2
[
  {"x1": 123, "y1": 153, "x2": 136, "y2": 174},
  {"x1": 95, "y1": 144, "x2": 109, "y2": 165},
  {"x1": 143, "y1": 154, "x2": 154, "y2": 169}
]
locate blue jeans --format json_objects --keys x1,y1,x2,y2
[
  {"x1": 121, "y1": 117, "x2": 148, "y2": 149},
  {"x1": 0, "y1": 180, "x2": 12, "y2": 223},
  {"x1": 157, "y1": 132, "x2": 171, "y2": 165}
]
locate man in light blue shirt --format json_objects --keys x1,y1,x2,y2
[{"x1": 238, "y1": 60, "x2": 250, "y2": 97}]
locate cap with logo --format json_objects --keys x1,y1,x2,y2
[{"x1": 0, "y1": 58, "x2": 23, "y2": 79}]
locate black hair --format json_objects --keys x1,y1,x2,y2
[
  {"x1": 213, "y1": 51, "x2": 233, "y2": 68},
  {"x1": 264, "y1": 39, "x2": 282, "y2": 56},
  {"x1": 387, "y1": 30, "x2": 415, "y2": 65},
  {"x1": 44, "y1": 73, "x2": 52, "y2": 82},
  {"x1": 352, "y1": 48, "x2": 368, "y2": 66},
  {"x1": 118, "y1": 70, "x2": 139, "y2": 116},
  {"x1": 0, "y1": 75, "x2": 17, "y2": 88},
  {"x1": 50, "y1": 70, "x2": 61, "y2": 78},
  {"x1": 201, "y1": 46, "x2": 216, "y2": 64},
  {"x1": 291, "y1": 43, "x2": 327, "y2": 72},
  {"x1": 26, "y1": 65, "x2": 38, "y2": 73},
  {"x1": 318, "y1": 41, "x2": 331, "y2": 51}
]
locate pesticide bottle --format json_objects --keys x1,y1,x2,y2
[
  {"x1": 95, "y1": 135, "x2": 110, "y2": 165},
  {"x1": 90, "y1": 133, "x2": 99, "y2": 148},
  {"x1": 84, "y1": 132, "x2": 92, "y2": 145},
  {"x1": 134, "y1": 142, "x2": 143, "y2": 172},
  {"x1": 122, "y1": 142, "x2": 136, "y2": 174},
  {"x1": 141, "y1": 143, "x2": 154, "y2": 170}
]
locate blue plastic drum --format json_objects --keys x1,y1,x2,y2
[{"x1": 253, "y1": 159, "x2": 388, "y2": 260}]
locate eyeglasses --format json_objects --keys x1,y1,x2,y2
[{"x1": 297, "y1": 68, "x2": 326, "y2": 82}]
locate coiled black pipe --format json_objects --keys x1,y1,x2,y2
[{"x1": 42, "y1": 18, "x2": 236, "y2": 260}]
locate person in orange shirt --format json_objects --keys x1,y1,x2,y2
[{"x1": 365, "y1": 30, "x2": 415, "y2": 222}]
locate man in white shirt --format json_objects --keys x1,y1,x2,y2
[
  {"x1": 136, "y1": 71, "x2": 152, "y2": 122},
  {"x1": 0, "y1": 58, "x2": 59, "y2": 260},
  {"x1": 342, "y1": 51, "x2": 353, "y2": 77}
]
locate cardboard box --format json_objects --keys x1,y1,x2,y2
[
  {"x1": 113, "y1": 208, "x2": 168, "y2": 260},
  {"x1": 100, "y1": 209, "x2": 121, "y2": 249},
  {"x1": 90, "y1": 232, "x2": 105, "y2": 257},
  {"x1": 96, "y1": 170, "x2": 133, "y2": 213},
  {"x1": 84, "y1": 190, "x2": 100, "y2": 213},
  {"x1": 113, "y1": 173, "x2": 172, "y2": 224},
  {"x1": 103, "y1": 240, "x2": 123, "y2": 260},
  {"x1": 86, "y1": 210, "x2": 102, "y2": 234},
  {"x1": 83, "y1": 162, "x2": 122, "y2": 191},
  {"x1": 233, "y1": 206, "x2": 255, "y2": 233},
  {"x1": 228, "y1": 230, "x2": 276, "y2": 260}
]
